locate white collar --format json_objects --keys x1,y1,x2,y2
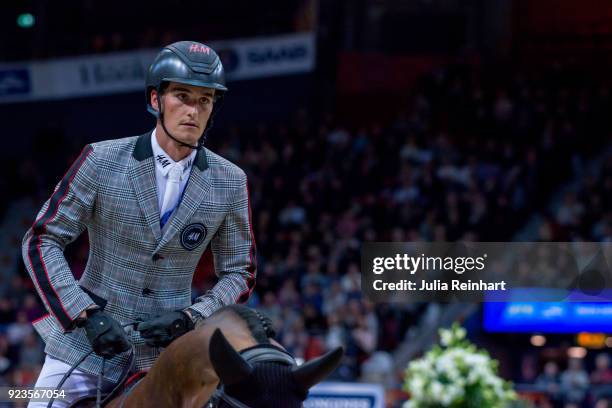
[{"x1": 151, "y1": 129, "x2": 197, "y2": 178}]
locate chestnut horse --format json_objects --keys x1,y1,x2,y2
[{"x1": 73, "y1": 305, "x2": 343, "y2": 408}]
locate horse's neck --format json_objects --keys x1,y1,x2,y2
[{"x1": 119, "y1": 317, "x2": 257, "y2": 408}]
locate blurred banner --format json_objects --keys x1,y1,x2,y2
[
  {"x1": 305, "y1": 382, "x2": 384, "y2": 408},
  {"x1": 0, "y1": 32, "x2": 315, "y2": 104},
  {"x1": 484, "y1": 301, "x2": 612, "y2": 333}
]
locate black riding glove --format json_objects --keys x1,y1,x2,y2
[
  {"x1": 136, "y1": 311, "x2": 194, "y2": 347},
  {"x1": 77, "y1": 309, "x2": 130, "y2": 358}
]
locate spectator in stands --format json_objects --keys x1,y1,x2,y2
[
  {"x1": 324, "y1": 312, "x2": 346, "y2": 351},
  {"x1": 359, "y1": 351, "x2": 395, "y2": 387},
  {"x1": 17, "y1": 333, "x2": 43, "y2": 370},
  {"x1": 591, "y1": 353, "x2": 612, "y2": 385},
  {"x1": 0, "y1": 335, "x2": 10, "y2": 377},
  {"x1": 6, "y1": 312, "x2": 32, "y2": 346},
  {"x1": 21, "y1": 295, "x2": 43, "y2": 323},
  {"x1": 536, "y1": 361, "x2": 562, "y2": 404},
  {"x1": 560, "y1": 358, "x2": 590, "y2": 404},
  {"x1": 557, "y1": 192, "x2": 585, "y2": 228},
  {"x1": 0, "y1": 299, "x2": 15, "y2": 326},
  {"x1": 519, "y1": 354, "x2": 539, "y2": 384}
]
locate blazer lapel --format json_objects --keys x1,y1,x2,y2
[
  {"x1": 156, "y1": 148, "x2": 211, "y2": 251},
  {"x1": 128, "y1": 133, "x2": 162, "y2": 242}
]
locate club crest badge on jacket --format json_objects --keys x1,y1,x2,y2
[{"x1": 180, "y1": 223, "x2": 207, "y2": 250}]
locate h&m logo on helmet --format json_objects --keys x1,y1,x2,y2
[
  {"x1": 180, "y1": 223, "x2": 207, "y2": 250},
  {"x1": 189, "y1": 44, "x2": 210, "y2": 54}
]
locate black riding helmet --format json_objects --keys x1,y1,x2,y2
[{"x1": 146, "y1": 41, "x2": 228, "y2": 149}]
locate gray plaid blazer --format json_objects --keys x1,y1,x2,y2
[{"x1": 21, "y1": 132, "x2": 257, "y2": 382}]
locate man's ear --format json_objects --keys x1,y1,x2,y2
[{"x1": 151, "y1": 89, "x2": 160, "y2": 112}]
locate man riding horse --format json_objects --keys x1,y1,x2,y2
[
  {"x1": 74, "y1": 305, "x2": 344, "y2": 408},
  {"x1": 23, "y1": 40, "x2": 257, "y2": 407}
]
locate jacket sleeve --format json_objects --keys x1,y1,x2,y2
[
  {"x1": 187, "y1": 172, "x2": 257, "y2": 319},
  {"x1": 22, "y1": 145, "x2": 98, "y2": 332}
]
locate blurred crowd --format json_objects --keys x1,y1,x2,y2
[
  {"x1": 0, "y1": 59, "x2": 610, "y2": 407},
  {"x1": 543, "y1": 153, "x2": 612, "y2": 242},
  {"x1": 517, "y1": 354, "x2": 612, "y2": 408}
]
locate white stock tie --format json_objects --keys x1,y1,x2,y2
[{"x1": 160, "y1": 163, "x2": 183, "y2": 228}]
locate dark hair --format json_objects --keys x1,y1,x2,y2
[{"x1": 158, "y1": 81, "x2": 171, "y2": 94}]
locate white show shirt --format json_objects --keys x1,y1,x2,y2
[{"x1": 151, "y1": 130, "x2": 197, "y2": 226}]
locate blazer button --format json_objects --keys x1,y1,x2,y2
[
  {"x1": 152, "y1": 254, "x2": 164, "y2": 261},
  {"x1": 142, "y1": 288, "x2": 153, "y2": 296}
]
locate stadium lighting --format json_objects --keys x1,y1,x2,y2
[
  {"x1": 576, "y1": 332, "x2": 606, "y2": 349},
  {"x1": 17, "y1": 13, "x2": 35, "y2": 28},
  {"x1": 530, "y1": 335, "x2": 546, "y2": 347}
]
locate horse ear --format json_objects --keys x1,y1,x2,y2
[
  {"x1": 292, "y1": 347, "x2": 344, "y2": 392},
  {"x1": 209, "y1": 328, "x2": 253, "y2": 385}
]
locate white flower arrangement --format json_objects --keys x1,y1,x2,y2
[{"x1": 403, "y1": 323, "x2": 517, "y2": 408}]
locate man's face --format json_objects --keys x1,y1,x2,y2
[{"x1": 151, "y1": 82, "x2": 215, "y2": 145}]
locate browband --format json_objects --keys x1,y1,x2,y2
[{"x1": 240, "y1": 344, "x2": 296, "y2": 367}]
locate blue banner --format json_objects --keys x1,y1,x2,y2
[
  {"x1": 484, "y1": 301, "x2": 612, "y2": 333},
  {"x1": 0, "y1": 69, "x2": 31, "y2": 96},
  {"x1": 305, "y1": 382, "x2": 384, "y2": 408}
]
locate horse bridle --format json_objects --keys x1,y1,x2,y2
[{"x1": 206, "y1": 344, "x2": 297, "y2": 408}]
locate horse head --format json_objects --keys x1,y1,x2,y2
[
  {"x1": 209, "y1": 328, "x2": 344, "y2": 408},
  {"x1": 102, "y1": 305, "x2": 343, "y2": 408}
]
